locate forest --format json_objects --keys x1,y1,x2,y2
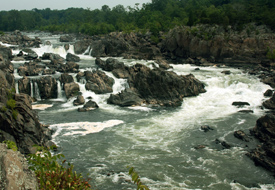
[{"x1": 0, "y1": 0, "x2": 274, "y2": 36}]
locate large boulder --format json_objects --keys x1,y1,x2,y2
[
  {"x1": 247, "y1": 114, "x2": 275, "y2": 173},
  {"x1": 0, "y1": 143, "x2": 38, "y2": 190},
  {"x1": 35, "y1": 76, "x2": 57, "y2": 99},
  {"x1": 107, "y1": 88, "x2": 143, "y2": 107},
  {"x1": 126, "y1": 63, "x2": 206, "y2": 106},
  {"x1": 73, "y1": 95, "x2": 85, "y2": 106},
  {"x1": 66, "y1": 53, "x2": 80, "y2": 62},
  {"x1": 262, "y1": 94, "x2": 275, "y2": 109},
  {"x1": 59, "y1": 73, "x2": 74, "y2": 87},
  {"x1": 85, "y1": 70, "x2": 114, "y2": 94},
  {"x1": 78, "y1": 100, "x2": 99, "y2": 112},
  {"x1": 64, "y1": 82, "x2": 80, "y2": 99}
]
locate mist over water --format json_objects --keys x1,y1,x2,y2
[{"x1": 12, "y1": 33, "x2": 275, "y2": 189}]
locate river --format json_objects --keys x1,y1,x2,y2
[{"x1": 11, "y1": 32, "x2": 275, "y2": 190}]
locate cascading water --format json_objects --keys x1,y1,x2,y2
[
  {"x1": 34, "y1": 82, "x2": 41, "y2": 100},
  {"x1": 9, "y1": 33, "x2": 275, "y2": 190}
]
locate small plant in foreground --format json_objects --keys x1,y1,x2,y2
[
  {"x1": 27, "y1": 146, "x2": 92, "y2": 190},
  {"x1": 3, "y1": 140, "x2": 18, "y2": 151},
  {"x1": 127, "y1": 166, "x2": 150, "y2": 190}
]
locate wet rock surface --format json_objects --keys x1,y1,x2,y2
[{"x1": 247, "y1": 114, "x2": 275, "y2": 173}]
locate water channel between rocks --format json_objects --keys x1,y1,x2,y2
[{"x1": 12, "y1": 33, "x2": 275, "y2": 190}]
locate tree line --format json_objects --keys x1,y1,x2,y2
[{"x1": 0, "y1": 0, "x2": 274, "y2": 36}]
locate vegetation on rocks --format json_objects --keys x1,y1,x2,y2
[
  {"x1": 27, "y1": 146, "x2": 92, "y2": 190},
  {"x1": 3, "y1": 140, "x2": 18, "y2": 151}
]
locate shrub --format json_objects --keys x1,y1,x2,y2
[
  {"x1": 6, "y1": 99, "x2": 16, "y2": 110},
  {"x1": 27, "y1": 147, "x2": 92, "y2": 190},
  {"x1": 3, "y1": 140, "x2": 18, "y2": 151}
]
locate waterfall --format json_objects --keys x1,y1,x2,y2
[
  {"x1": 30, "y1": 80, "x2": 34, "y2": 97},
  {"x1": 15, "y1": 81, "x2": 19, "y2": 94},
  {"x1": 83, "y1": 46, "x2": 91, "y2": 55},
  {"x1": 57, "y1": 80, "x2": 64, "y2": 99},
  {"x1": 34, "y1": 82, "x2": 41, "y2": 100}
]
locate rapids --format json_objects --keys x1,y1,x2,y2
[{"x1": 11, "y1": 33, "x2": 275, "y2": 190}]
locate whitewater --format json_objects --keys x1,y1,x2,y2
[{"x1": 10, "y1": 32, "x2": 275, "y2": 190}]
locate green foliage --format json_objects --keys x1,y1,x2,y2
[
  {"x1": 6, "y1": 99, "x2": 16, "y2": 110},
  {"x1": 3, "y1": 140, "x2": 18, "y2": 151},
  {"x1": 27, "y1": 146, "x2": 92, "y2": 190},
  {"x1": 0, "y1": 31, "x2": 4, "y2": 36},
  {"x1": 1, "y1": 106, "x2": 7, "y2": 112},
  {"x1": 127, "y1": 166, "x2": 150, "y2": 190},
  {"x1": 2, "y1": 88, "x2": 18, "y2": 119},
  {"x1": 0, "y1": 0, "x2": 274, "y2": 36},
  {"x1": 12, "y1": 109, "x2": 18, "y2": 120},
  {"x1": 267, "y1": 48, "x2": 275, "y2": 61}
]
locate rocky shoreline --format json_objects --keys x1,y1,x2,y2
[{"x1": 0, "y1": 25, "x2": 275, "y2": 187}]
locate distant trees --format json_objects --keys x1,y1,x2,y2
[{"x1": 0, "y1": 0, "x2": 274, "y2": 36}]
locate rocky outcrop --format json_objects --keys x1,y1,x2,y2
[
  {"x1": 162, "y1": 24, "x2": 275, "y2": 64},
  {"x1": 35, "y1": 76, "x2": 57, "y2": 99},
  {"x1": 17, "y1": 61, "x2": 45, "y2": 76},
  {"x1": 0, "y1": 30, "x2": 42, "y2": 48},
  {"x1": 0, "y1": 143, "x2": 38, "y2": 190},
  {"x1": 60, "y1": 35, "x2": 74, "y2": 42},
  {"x1": 84, "y1": 70, "x2": 114, "y2": 94},
  {"x1": 95, "y1": 58, "x2": 130, "y2": 79},
  {"x1": 74, "y1": 32, "x2": 162, "y2": 60},
  {"x1": 247, "y1": 114, "x2": 275, "y2": 173},
  {"x1": 126, "y1": 63, "x2": 206, "y2": 106},
  {"x1": 90, "y1": 35, "x2": 129, "y2": 57},
  {"x1": 18, "y1": 76, "x2": 31, "y2": 95},
  {"x1": 96, "y1": 58, "x2": 206, "y2": 107}
]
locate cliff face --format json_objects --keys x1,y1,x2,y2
[
  {"x1": 0, "y1": 45, "x2": 52, "y2": 155},
  {"x1": 161, "y1": 24, "x2": 275, "y2": 64}
]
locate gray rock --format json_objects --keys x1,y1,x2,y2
[
  {"x1": 66, "y1": 53, "x2": 80, "y2": 62},
  {"x1": 64, "y1": 82, "x2": 80, "y2": 99},
  {"x1": 0, "y1": 143, "x2": 38, "y2": 190}
]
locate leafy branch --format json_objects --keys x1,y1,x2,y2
[{"x1": 127, "y1": 166, "x2": 150, "y2": 190}]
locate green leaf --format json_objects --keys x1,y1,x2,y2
[{"x1": 129, "y1": 167, "x2": 134, "y2": 175}]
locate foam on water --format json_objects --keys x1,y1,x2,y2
[
  {"x1": 50, "y1": 120, "x2": 124, "y2": 137},
  {"x1": 32, "y1": 104, "x2": 53, "y2": 110}
]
